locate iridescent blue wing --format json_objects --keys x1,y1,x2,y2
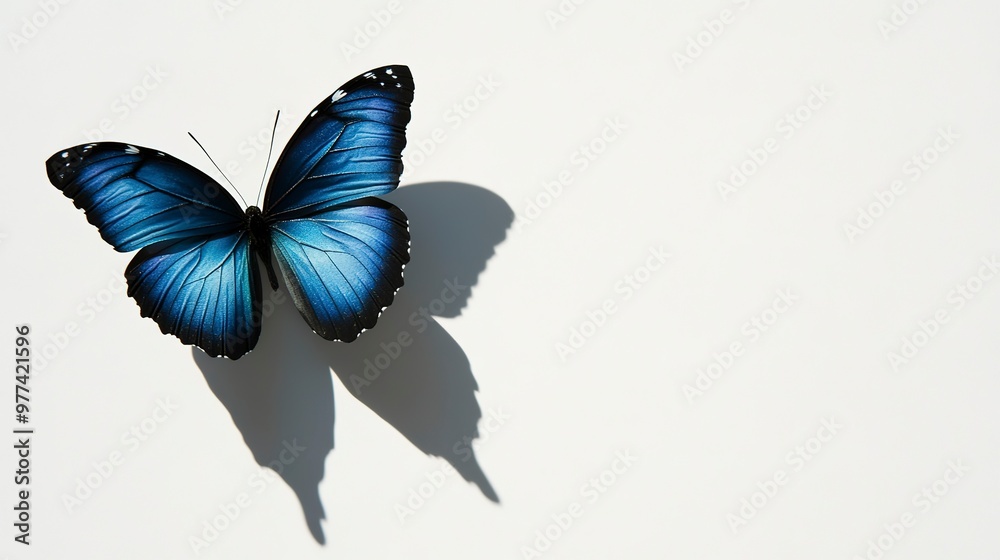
[
  {"x1": 45, "y1": 143, "x2": 262, "y2": 359},
  {"x1": 262, "y1": 65, "x2": 414, "y2": 220},
  {"x1": 45, "y1": 142, "x2": 245, "y2": 251},
  {"x1": 125, "y1": 232, "x2": 262, "y2": 359},
  {"x1": 261, "y1": 66, "x2": 414, "y2": 342},
  {"x1": 270, "y1": 198, "x2": 410, "y2": 342}
]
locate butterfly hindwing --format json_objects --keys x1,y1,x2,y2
[
  {"x1": 262, "y1": 65, "x2": 414, "y2": 220},
  {"x1": 269, "y1": 198, "x2": 410, "y2": 342},
  {"x1": 125, "y1": 231, "x2": 263, "y2": 359},
  {"x1": 46, "y1": 142, "x2": 245, "y2": 251}
]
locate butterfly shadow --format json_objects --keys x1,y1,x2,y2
[{"x1": 192, "y1": 181, "x2": 513, "y2": 543}]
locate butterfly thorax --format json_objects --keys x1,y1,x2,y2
[
  {"x1": 244, "y1": 206, "x2": 268, "y2": 244},
  {"x1": 244, "y1": 205, "x2": 279, "y2": 290}
]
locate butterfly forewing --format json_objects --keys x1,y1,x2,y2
[
  {"x1": 262, "y1": 65, "x2": 414, "y2": 220},
  {"x1": 45, "y1": 142, "x2": 245, "y2": 251}
]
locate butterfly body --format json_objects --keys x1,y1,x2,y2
[
  {"x1": 243, "y1": 205, "x2": 279, "y2": 290},
  {"x1": 46, "y1": 66, "x2": 415, "y2": 359}
]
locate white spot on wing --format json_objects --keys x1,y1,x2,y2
[
  {"x1": 125, "y1": 145, "x2": 139, "y2": 154},
  {"x1": 330, "y1": 89, "x2": 346, "y2": 103}
]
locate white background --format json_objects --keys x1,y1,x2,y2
[{"x1": 3, "y1": 0, "x2": 1000, "y2": 558}]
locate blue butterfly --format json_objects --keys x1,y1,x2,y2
[{"x1": 45, "y1": 65, "x2": 414, "y2": 359}]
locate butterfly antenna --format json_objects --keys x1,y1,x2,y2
[
  {"x1": 255, "y1": 110, "x2": 281, "y2": 207},
  {"x1": 187, "y1": 132, "x2": 249, "y2": 208}
]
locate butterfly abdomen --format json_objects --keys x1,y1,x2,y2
[{"x1": 245, "y1": 206, "x2": 279, "y2": 290}]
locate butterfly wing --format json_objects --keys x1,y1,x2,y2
[
  {"x1": 46, "y1": 142, "x2": 245, "y2": 250},
  {"x1": 269, "y1": 198, "x2": 409, "y2": 341},
  {"x1": 261, "y1": 65, "x2": 414, "y2": 342},
  {"x1": 46, "y1": 142, "x2": 262, "y2": 359},
  {"x1": 125, "y1": 232, "x2": 262, "y2": 359},
  {"x1": 262, "y1": 65, "x2": 414, "y2": 220}
]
